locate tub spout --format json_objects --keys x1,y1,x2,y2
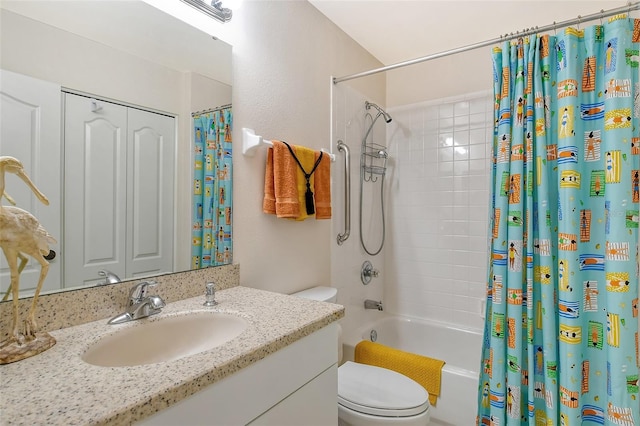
[{"x1": 364, "y1": 299, "x2": 383, "y2": 311}]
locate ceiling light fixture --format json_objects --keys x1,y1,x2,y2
[{"x1": 180, "y1": 0, "x2": 232, "y2": 23}]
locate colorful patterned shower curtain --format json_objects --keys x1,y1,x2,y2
[
  {"x1": 192, "y1": 107, "x2": 233, "y2": 269},
  {"x1": 478, "y1": 16, "x2": 639, "y2": 425}
]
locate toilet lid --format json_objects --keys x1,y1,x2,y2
[
  {"x1": 291, "y1": 286, "x2": 337, "y2": 303},
  {"x1": 338, "y1": 361, "x2": 430, "y2": 417}
]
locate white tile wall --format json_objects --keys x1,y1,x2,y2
[
  {"x1": 331, "y1": 85, "x2": 493, "y2": 333},
  {"x1": 385, "y1": 92, "x2": 493, "y2": 331}
]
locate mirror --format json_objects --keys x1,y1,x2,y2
[{"x1": 0, "y1": 0, "x2": 232, "y2": 298}]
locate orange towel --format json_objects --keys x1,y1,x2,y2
[
  {"x1": 263, "y1": 140, "x2": 300, "y2": 218},
  {"x1": 354, "y1": 340, "x2": 445, "y2": 406},
  {"x1": 263, "y1": 146, "x2": 276, "y2": 214},
  {"x1": 264, "y1": 141, "x2": 331, "y2": 220},
  {"x1": 314, "y1": 151, "x2": 331, "y2": 219}
]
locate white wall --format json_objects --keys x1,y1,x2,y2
[{"x1": 231, "y1": 0, "x2": 385, "y2": 294}]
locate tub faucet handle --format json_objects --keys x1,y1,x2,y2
[{"x1": 361, "y1": 261, "x2": 379, "y2": 285}]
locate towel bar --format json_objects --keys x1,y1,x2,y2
[{"x1": 242, "y1": 128, "x2": 335, "y2": 161}]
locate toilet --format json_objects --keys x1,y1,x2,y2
[{"x1": 292, "y1": 286, "x2": 431, "y2": 426}]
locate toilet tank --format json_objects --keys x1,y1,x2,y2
[
  {"x1": 291, "y1": 286, "x2": 343, "y2": 363},
  {"x1": 291, "y1": 286, "x2": 338, "y2": 303}
]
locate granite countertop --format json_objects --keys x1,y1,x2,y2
[{"x1": 0, "y1": 286, "x2": 344, "y2": 425}]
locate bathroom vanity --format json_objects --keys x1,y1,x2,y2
[{"x1": 0, "y1": 285, "x2": 344, "y2": 425}]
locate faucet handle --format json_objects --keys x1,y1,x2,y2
[
  {"x1": 203, "y1": 282, "x2": 218, "y2": 307},
  {"x1": 129, "y1": 280, "x2": 157, "y2": 304},
  {"x1": 148, "y1": 295, "x2": 166, "y2": 310},
  {"x1": 98, "y1": 269, "x2": 122, "y2": 285}
]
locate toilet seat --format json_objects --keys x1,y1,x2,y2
[{"x1": 338, "y1": 361, "x2": 430, "y2": 418}]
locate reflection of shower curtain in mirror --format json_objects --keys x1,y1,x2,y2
[
  {"x1": 478, "y1": 16, "x2": 639, "y2": 425},
  {"x1": 192, "y1": 107, "x2": 233, "y2": 268}
]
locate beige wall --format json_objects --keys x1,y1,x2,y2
[
  {"x1": 231, "y1": 0, "x2": 385, "y2": 294},
  {"x1": 385, "y1": 0, "x2": 621, "y2": 106},
  {"x1": 387, "y1": 47, "x2": 493, "y2": 107},
  {"x1": 1, "y1": 1, "x2": 384, "y2": 296},
  {"x1": 0, "y1": 10, "x2": 186, "y2": 112}
]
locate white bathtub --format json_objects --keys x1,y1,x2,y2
[{"x1": 342, "y1": 315, "x2": 483, "y2": 426}]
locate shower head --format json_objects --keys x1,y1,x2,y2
[
  {"x1": 365, "y1": 101, "x2": 392, "y2": 123},
  {"x1": 377, "y1": 150, "x2": 388, "y2": 158}
]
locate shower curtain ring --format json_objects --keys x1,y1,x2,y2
[
  {"x1": 600, "y1": 9, "x2": 604, "y2": 25},
  {"x1": 577, "y1": 15, "x2": 581, "y2": 30},
  {"x1": 553, "y1": 21, "x2": 557, "y2": 36}
]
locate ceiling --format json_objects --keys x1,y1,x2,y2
[{"x1": 308, "y1": 1, "x2": 629, "y2": 66}]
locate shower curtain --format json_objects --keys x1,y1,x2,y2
[
  {"x1": 478, "y1": 16, "x2": 639, "y2": 425},
  {"x1": 192, "y1": 107, "x2": 233, "y2": 269}
]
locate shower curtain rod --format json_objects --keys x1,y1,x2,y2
[
  {"x1": 333, "y1": 1, "x2": 640, "y2": 84},
  {"x1": 191, "y1": 103, "x2": 232, "y2": 117}
]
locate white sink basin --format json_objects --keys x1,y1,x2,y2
[{"x1": 82, "y1": 312, "x2": 248, "y2": 367}]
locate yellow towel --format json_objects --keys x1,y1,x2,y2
[
  {"x1": 293, "y1": 144, "x2": 317, "y2": 221},
  {"x1": 354, "y1": 340, "x2": 445, "y2": 406}
]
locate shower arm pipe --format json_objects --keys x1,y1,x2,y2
[
  {"x1": 333, "y1": 1, "x2": 640, "y2": 84},
  {"x1": 362, "y1": 111, "x2": 385, "y2": 145},
  {"x1": 337, "y1": 140, "x2": 351, "y2": 245}
]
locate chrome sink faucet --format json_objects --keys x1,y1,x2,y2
[{"x1": 108, "y1": 281, "x2": 166, "y2": 325}]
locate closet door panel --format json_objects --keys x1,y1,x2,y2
[
  {"x1": 64, "y1": 94, "x2": 127, "y2": 287},
  {"x1": 0, "y1": 69, "x2": 62, "y2": 295},
  {"x1": 126, "y1": 108, "x2": 174, "y2": 278}
]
